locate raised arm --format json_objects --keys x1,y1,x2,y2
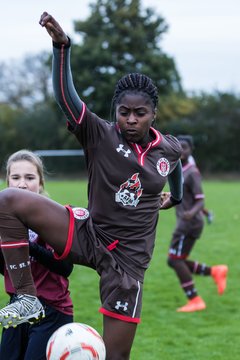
[{"x1": 39, "y1": 12, "x2": 85, "y2": 128}]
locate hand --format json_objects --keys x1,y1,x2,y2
[
  {"x1": 160, "y1": 192, "x2": 173, "y2": 210},
  {"x1": 39, "y1": 12, "x2": 69, "y2": 45},
  {"x1": 160, "y1": 192, "x2": 170, "y2": 205}
]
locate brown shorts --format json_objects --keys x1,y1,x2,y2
[
  {"x1": 54, "y1": 205, "x2": 142, "y2": 323},
  {"x1": 168, "y1": 220, "x2": 203, "y2": 259}
]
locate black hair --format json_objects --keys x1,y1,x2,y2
[
  {"x1": 177, "y1": 135, "x2": 194, "y2": 149},
  {"x1": 111, "y1": 73, "x2": 158, "y2": 121}
]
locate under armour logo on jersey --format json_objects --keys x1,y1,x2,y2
[
  {"x1": 116, "y1": 144, "x2": 131, "y2": 157},
  {"x1": 115, "y1": 301, "x2": 128, "y2": 311}
]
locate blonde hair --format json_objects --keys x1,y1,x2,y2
[{"x1": 6, "y1": 149, "x2": 46, "y2": 195}]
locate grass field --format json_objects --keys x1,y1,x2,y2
[{"x1": 0, "y1": 179, "x2": 239, "y2": 359}]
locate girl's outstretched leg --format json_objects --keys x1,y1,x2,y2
[{"x1": 0, "y1": 188, "x2": 70, "y2": 328}]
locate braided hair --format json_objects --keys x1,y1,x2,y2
[{"x1": 111, "y1": 73, "x2": 158, "y2": 121}]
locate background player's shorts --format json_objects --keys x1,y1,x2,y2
[
  {"x1": 168, "y1": 220, "x2": 204, "y2": 259},
  {"x1": 55, "y1": 205, "x2": 142, "y2": 323}
]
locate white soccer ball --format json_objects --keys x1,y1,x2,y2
[{"x1": 46, "y1": 322, "x2": 106, "y2": 360}]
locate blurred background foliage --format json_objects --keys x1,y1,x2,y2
[{"x1": 0, "y1": 0, "x2": 239, "y2": 175}]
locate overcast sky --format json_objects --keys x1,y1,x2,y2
[{"x1": 1, "y1": 0, "x2": 239, "y2": 93}]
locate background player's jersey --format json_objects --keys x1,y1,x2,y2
[{"x1": 175, "y1": 163, "x2": 205, "y2": 235}]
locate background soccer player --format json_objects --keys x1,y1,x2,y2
[{"x1": 166, "y1": 135, "x2": 228, "y2": 312}]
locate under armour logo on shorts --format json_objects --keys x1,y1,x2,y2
[{"x1": 115, "y1": 301, "x2": 128, "y2": 311}]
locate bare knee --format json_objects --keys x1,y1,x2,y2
[
  {"x1": 0, "y1": 188, "x2": 18, "y2": 209},
  {"x1": 106, "y1": 350, "x2": 130, "y2": 360},
  {"x1": 167, "y1": 256, "x2": 180, "y2": 269},
  {"x1": 0, "y1": 188, "x2": 33, "y2": 213},
  {"x1": 104, "y1": 332, "x2": 133, "y2": 360}
]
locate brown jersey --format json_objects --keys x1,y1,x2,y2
[
  {"x1": 72, "y1": 109, "x2": 181, "y2": 279},
  {"x1": 52, "y1": 43, "x2": 182, "y2": 280}
]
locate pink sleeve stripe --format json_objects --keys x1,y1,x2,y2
[
  {"x1": 53, "y1": 205, "x2": 74, "y2": 260},
  {"x1": 195, "y1": 194, "x2": 205, "y2": 199},
  {"x1": 99, "y1": 308, "x2": 141, "y2": 323},
  {"x1": 60, "y1": 45, "x2": 85, "y2": 124},
  {"x1": 77, "y1": 101, "x2": 86, "y2": 124},
  {"x1": 182, "y1": 163, "x2": 194, "y2": 172}
]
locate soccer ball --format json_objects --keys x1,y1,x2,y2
[{"x1": 46, "y1": 322, "x2": 106, "y2": 360}]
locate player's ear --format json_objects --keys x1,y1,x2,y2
[
  {"x1": 153, "y1": 108, "x2": 157, "y2": 119},
  {"x1": 152, "y1": 110, "x2": 157, "y2": 124}
]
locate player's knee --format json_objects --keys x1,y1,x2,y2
[
  {"x1": 167, "y1": 256, "x2": 184, "y2": 270},
  {"x1": 0, "y1": 188, "x2": 25, "y2": 210},
  {"x1": 0, "y1": 188, "x2": 15, "y2": 208},
  {"x1": 106, "y1": 349, "x2": 131, "y2": 360},
  {"x1": 105, "y1": 338, "x2": 132, "y2": 360}
]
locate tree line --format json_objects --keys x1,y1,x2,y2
[{"x1": 0, "y1": 0, "x2": 239, "y2": 175}]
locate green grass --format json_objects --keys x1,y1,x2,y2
[{"x1": 0, "y1": 179, "x2": 239, "y2": 359}]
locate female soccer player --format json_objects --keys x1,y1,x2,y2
[
  {"x1": 166, "y1": 136, "x2": 228, "y2": 312},
  {"x1": 0, "y1": 150, "x2": 73, "y2": 360},
  {"x1": 0, "y1": 13, "x2": 183, "y2": 359}
]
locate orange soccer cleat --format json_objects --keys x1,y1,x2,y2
[
  {"x1": 211, "y1": 265, "x2": 228, "y2": 295},
  {"x1": 177, "y1": 296, "x2": 206, "y2": 313}
]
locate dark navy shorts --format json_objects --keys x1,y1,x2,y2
[{"x1": 0, "y1": 299, "x2": 73, "y2": 360}]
